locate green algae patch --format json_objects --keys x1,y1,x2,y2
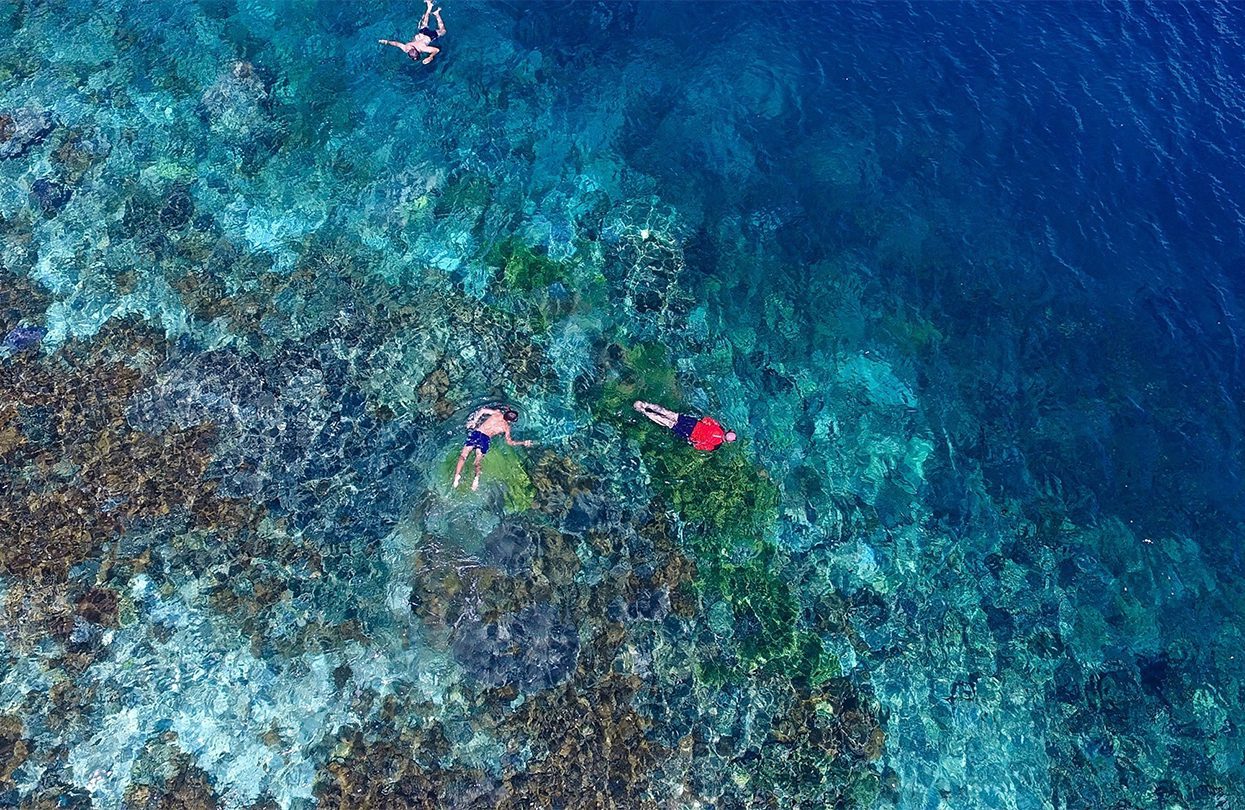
[
  {"x1": 624, "y1": 342, "x2": 681, "y2": 404},
  {"x1": 435, "y1": 173, "x2": 493, "y2": 219},
  {"x1": 628, "y1": 422, "x2": 837, "y2": 685},
  {"x1": 644, "y1": 442, "x2": 778, "y2": 547},
  {"x1": 488, "y1": 238, "x2": 570, "y2": 293},
  {"x1": 592, "y1": 341, "x2": 683, "y2": 424},
  {"x1": 438, "y1": 443, "x2": 535, "y2": 513},
  {"x1": 697, "y1": 548, "x2": 841, "y2": 686},
  {"x1": 880, "y1": 309, "x2": 944, "y2": 355}
]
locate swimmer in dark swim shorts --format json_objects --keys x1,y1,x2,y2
[
  {"x1": 453, "y1": 405, "x2": 535, "y2": 491},
  {"x1": 379, "y1": 0, "x2": 447, "y2": 65},
  {"x1": 464, "y1": 429, "x2": 491, "y2": 455}
]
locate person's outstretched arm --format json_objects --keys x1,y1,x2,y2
[
  {"x1": 378, "y1": 38, "x2": 407, "y2": 49},
  {"x1": 504, "y1": 425, "x2": 534, "y2": 447}
]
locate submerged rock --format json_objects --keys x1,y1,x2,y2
[
  {"x1": 31, "y1": 176, "x2": 72, "y2": 217},
  {"x1": 0, "y1": 107, "x2": 55, "y2": 160},
  {"x1": 199, "y1": 61, "x2": 284, "y2": 166},
  {"x1": 158, "y1": 186, "x2": 194, "y2": 229},
  {"x1": 451, "y1": 602, "x2": 579, "y2": 692},
  {"x1": 4, "y1": 324, "x2": 44, "y2": 350},
  {"x1": 0, "y1": 715, "x2": 30, "y2": 793},
  {"x1": 483, "y1": 521, "x2": 538, "y2": 575},
  {"x1": 51, "y1": 127, "x2": 110, "y2": 182}
]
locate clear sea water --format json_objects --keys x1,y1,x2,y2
[{"x1": 1, "y1": 1, "x2": 1243, "y2": 808}]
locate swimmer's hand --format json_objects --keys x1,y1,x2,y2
[{"x1": 521, "y1": 440, "x2": 534, "y2": 447}]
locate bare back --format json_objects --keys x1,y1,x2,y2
[{"x1": 473, "y1": 411, "x2": 511, "y2": 437}]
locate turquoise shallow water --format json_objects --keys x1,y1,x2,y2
[{"x1": 1, "y1": 1, "x2": 1244, "y2": 808}]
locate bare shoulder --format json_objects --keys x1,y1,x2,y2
[{"x1": 466, "y1": 406, "x2": 497, "y2": 428}]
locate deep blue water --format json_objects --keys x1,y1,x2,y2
[{"x1": 1, "y1": 1, "x2": 1243, "y2": 808}]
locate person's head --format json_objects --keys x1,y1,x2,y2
[
  {"x1": 725, "y1": 430, "x2": 737, "y2": 443},
  {"x1": 503, "y1": 407, "x2": 519, "y2": 423}
]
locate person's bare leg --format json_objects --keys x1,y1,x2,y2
[
  {"x1": 471, "y1": 450, "x2": 483, "y2": 491},
  {"x1": 453, "y1": 446, "x2": 470, "y2": 488},
  {"x1": 633, "y1": 400, "x2": 678, "y2": 429}
]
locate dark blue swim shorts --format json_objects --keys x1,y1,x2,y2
[
  {"x1": 465, "y1": 430, "x2": 491, "y2": 454},
  {"x1": 673, "y1": 414, "x2": 698, "y2": 440}
]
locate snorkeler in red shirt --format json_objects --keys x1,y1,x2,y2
[{"x1": 633, "y1": 400, "x2": 737, "y2": 451}]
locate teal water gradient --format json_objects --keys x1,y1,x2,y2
[{"x1": 1, "y1": 1, "x2": 1243, "y2": 808}]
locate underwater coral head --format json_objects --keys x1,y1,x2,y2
[{"x1": 488, "y1": 238, "x2": 570, "y2": 293}]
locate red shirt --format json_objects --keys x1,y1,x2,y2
[{"x1": 689, "y1": 417, "x2": 727, "y2": 451}]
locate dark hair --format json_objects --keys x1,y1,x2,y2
[{"x1": 503, "y1": 407, "x2": 519, "y2": 422}]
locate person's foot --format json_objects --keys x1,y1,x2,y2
[
  {"x1": 452, "y1": 472, "x2": 461, "y2": 488},
  {"x1": 471, "y1": 475, "x2": 480, "y2": 492}
]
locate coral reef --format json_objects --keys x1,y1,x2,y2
[
  {"x1": 50, "y1": 127, "x2": 111, "y2": 184},
  {"x1": 495, "y1": 674, "x2": 669, "y2": 809},
  {"x1": 124, "y1": 745, "x2": 221, "y2": 810},
  {"x1": 0, "y1": 270, "x2": 48, "y2": 337},
  {"x1": 3, "y1": 2, "x2": 1237, "y2": 808},
  {"x1": 0, "y1": 322, "x2": 244, "y2": 585},
  {"x1": 0, "y1": 714, "x2": 31, "y2": 794},
  {"x1": 0, "y1": 107, "x2": 54, "y2": 160},
  {"x1": 314, "y1": 719, "x2": 495, "y2": 810}
]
